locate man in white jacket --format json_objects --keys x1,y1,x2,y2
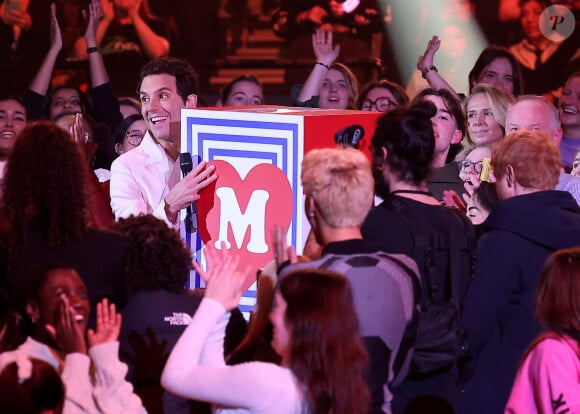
[{"x1": 110, "y1": 57, "x2": 217, "y2": 229}]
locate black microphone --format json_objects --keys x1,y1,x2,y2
[{"x1": 179, "y1": 152, "x2": 197, "y2": 233}]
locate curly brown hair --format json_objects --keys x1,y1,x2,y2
[
  {"x1": 111, "y1": 215, "x2": 192, "y2": 294},
  {"x1": 0, "y1": 121, "x2": 89, "y2": 255}
]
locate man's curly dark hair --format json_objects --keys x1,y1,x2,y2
[
  {"x1": 111, "y1": 215, "x2": 192, "y2": 294},
  {"x1": 0, "y1": 121, "x2": 89, "y2": 256}
]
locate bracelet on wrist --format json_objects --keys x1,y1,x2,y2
[
  {"x1": 316, "y1": 61, "x2": 330, "y2": 70},
  {"x1": 421, "y1": 65, "x2": 438, "y2": 79},
  {"x1": 87, "y1": 46, "x2": 100, "y2": 54}
]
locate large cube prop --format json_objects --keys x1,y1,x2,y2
[{"x1": 181, "y1": 106, "x2": 381, "y2": 316}]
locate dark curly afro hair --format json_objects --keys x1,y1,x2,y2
[{"x1": 111, "y1": 215, "x2": 192, "y2": 294}]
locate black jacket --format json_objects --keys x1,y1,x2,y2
[{"x1": 457, "y1": 190, "x2": 580, "y2": 414}]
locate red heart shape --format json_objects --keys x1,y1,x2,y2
[{"x1": 197, "y1": 160, "x2": 294, "y2": 291}]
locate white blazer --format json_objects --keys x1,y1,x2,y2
[{"x1": 110, "y1": 131, "x2": 177, "y2": 227}]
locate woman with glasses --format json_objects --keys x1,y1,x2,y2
[
  {"x1": 114, "y1": 114, "x2": 147, "y2": 156},
  {"x1": 459, "y1": 146, "x2": 492, "y2": 189},
  {"x1": 357, "y1": 79, "x2": 409, "y2": 113},
  {"x1": 444, "y1": 146, "x2": 493, "y2": 215}
]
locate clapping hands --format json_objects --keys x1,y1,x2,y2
[
  {"x1": 87, "y1": 299, "x2": 122, "y2": 347},
  {"x1": 194, "y1": 244, "x2": 249, "y2": 311},
  {"x1": 45, "y1": 297, "x2": 121, "y2": 355},
  {"x1": 46, "y1": 293, "x2": 88, "y2": 355},
  {"x1": 83, "y1": 0, "x2": 102, "y2": 45},
  {"x1": 271, "y1": 225, "x2": 297, "y2": 268},
  {"x1": 48, "y1": 3, "x2": 62, "y2": 52}
]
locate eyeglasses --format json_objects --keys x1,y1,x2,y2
[
  {"x1": 460, "y1": 160, "x2": 483, "y2": 173},
  {"x1": 125, "y1": 129, "x2": 146, "y2": 146},
  {"x1": 361, "y1": 96, "x2": 398, "y2": 112}
]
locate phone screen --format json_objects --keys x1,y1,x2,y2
[
  {"x1": 479, "y1": 157, "x2": 492, "y2": 182},
  {"x1": 5, "y1": 0, "x2": 22, "y2": 14}
]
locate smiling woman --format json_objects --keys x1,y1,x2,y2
[
  {"x1": 113, "y1": 113, "x2": 147, "y2": 156},
  {"x1": 461, "y1": 84, "x2": 515, "y2": 156},
  {"x1": 358, "y1": 79, "x2": 409, "y2": 112},
  {"x1": 0, "y1": 97, "x2": 26, "y2": 161},
  {"x1": 0, "y1": 264, "x2": 147, "y2": 413},
  {"x1": 558, "y1": 71, "x2": 580, "y2": 172}
]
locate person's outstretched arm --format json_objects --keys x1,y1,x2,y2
[
  {"x1": 417, "y1": 35, "x2": 461, "y2": 100},
  {"x1": 88, "y1": 299, "x2": 147, "y2": 414},
  {"x1": 85, "y1": 0, "x2": 108, "y2": 88},
  {"x1": 84, "y1": 0, "x2": 122, "y2": 132},
  {"x1": 296, "y1": 28, "x2": 340, "y2": 104},
  {"x1": 70, "y1": 0, "x2": 113, "y2": 60},
  {"x1": 162, "y1": 247, "x2": 300, "y2": 410},
  {"x1": 23, "y1": 3, "x2": 61, "y2": 120}
]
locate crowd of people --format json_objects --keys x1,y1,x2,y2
[{"x1": 0, "y1": 0, "x2": 579, "y2": 413}]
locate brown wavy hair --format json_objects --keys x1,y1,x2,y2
[
  {"x1": 280, "y1": 268, "x2": 370, "y2": 414},
  {"x1": 535, "y1": 247, "x2": 580, "y2": 333},
  {"x1": 0, "y1": 121, "x2": 89, "y2": 255},
  {"x1": 330, "y1": 62, "x2": 359, "y2": 110}
]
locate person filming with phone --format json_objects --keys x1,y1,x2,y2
[
  {"x1": 0, "y1": 0, "x2": 51, "y2": 94},
  {"x1": 1, "y1": 0, "x2": 30, "y2": 51}
]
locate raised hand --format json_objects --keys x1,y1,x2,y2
[
  {"x1": 49, "y1": 3, "x2": 62, "y2": 52},
  {"x1": 417, "y1": 35, "x2": 440, "y2": 71},
  {"x1": 84, "y1": 0, "x2": 102, "y2": 45},
  {"x1": 87, "y1": 299, "x2": 122, "y2": 347},
  {"x1": 271, "y1": 225, "x2": 297, "y2": 267},
  {"x1": 312, "y1": 28, "x2": 339, "y2": 67},
  {"x1": 194, "y1": 244, "x2": 249, "y2": 311},
  {"x1": 461, "y1": 181, "x2": 475, "y2": 207}
]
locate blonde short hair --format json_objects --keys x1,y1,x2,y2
[
  {"x1": 301, "y1": 147, "x2": 373, "y2": 228},
  {"x1": 463, "y1": 84, "x2": 515, "y2": 147}
]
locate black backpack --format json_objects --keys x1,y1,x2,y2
[{"x1": 384, "y1": 197, "x2": 476, "y2": 375}]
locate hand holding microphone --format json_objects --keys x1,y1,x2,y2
[{"x1": 164, "y1": 153, "x2": 217, "y2": 229}]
